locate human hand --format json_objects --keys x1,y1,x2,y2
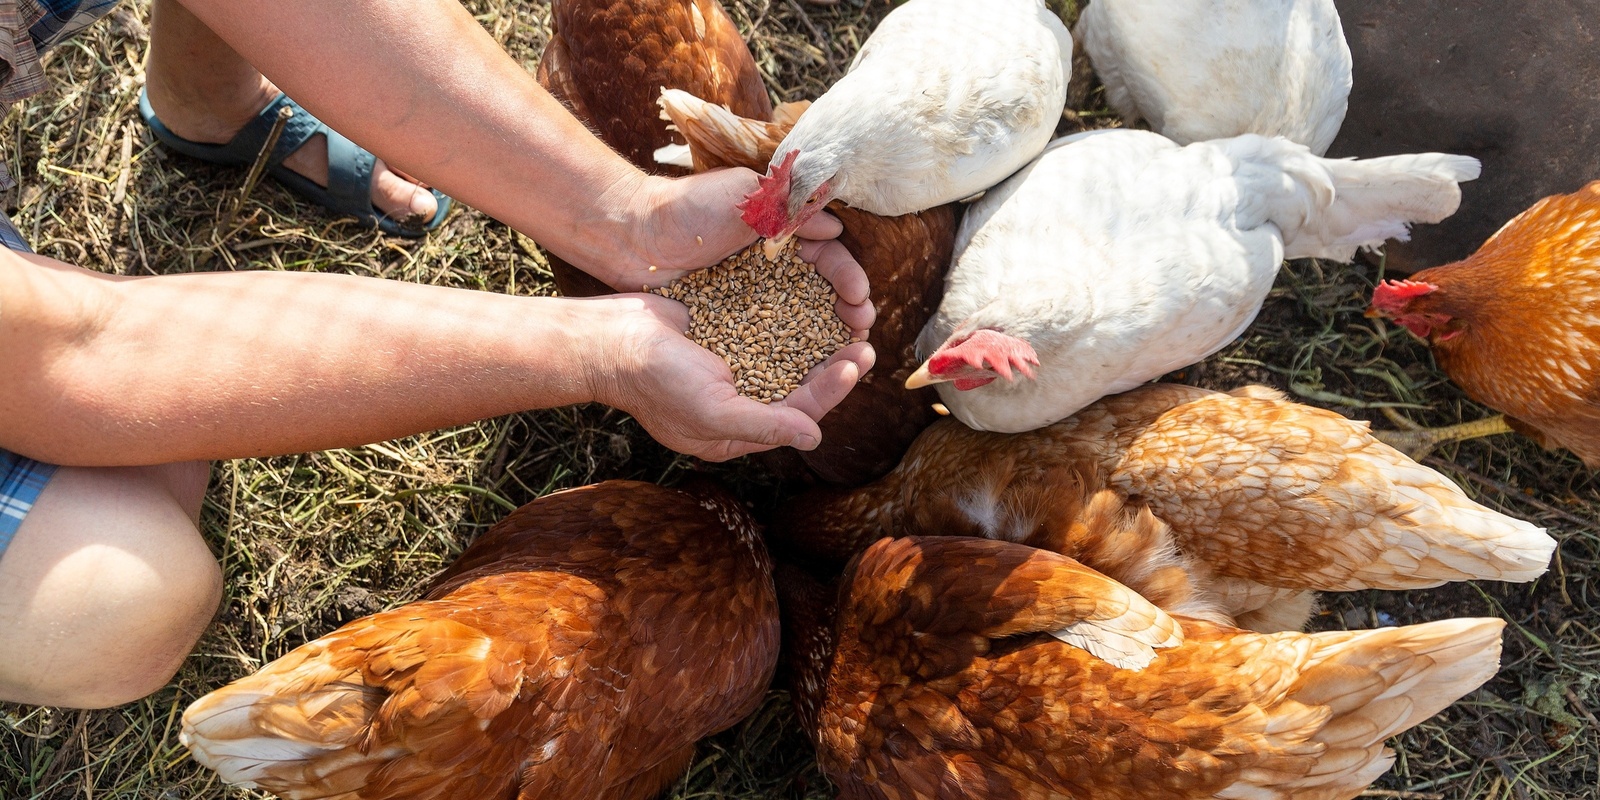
[
  {"x1": 601, "y1": 169, "x2": 866, "y2": 296},
  {"x1": 584, "y1": 293, "x2": 876, "y2": 462}
]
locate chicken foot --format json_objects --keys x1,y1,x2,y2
[{"x1": 1374, "y1": 408, "x2": 1514, "y2": 459}]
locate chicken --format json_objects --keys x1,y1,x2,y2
[
  {"x1": 660, "y1": 89, "x2": 959, "y2": 484},
  {"x1": 775, "y1": 383, "x2": 1555, "y2": 633},
  {"x1": 737, "y1": 0, "x2": 1071, "y2": 249},
  {"x1": 536, "y1": 0, "x2": 772, "y2": 297},
  {"x1": 180, "y1": 480, "x2": 779, "y2": 800},
  {"x1": 908, "y1": 130, "x2": 1480, "y2": 433},
  {"x1": 780, "y1": 535, "x2": 1506, "y2": 800},
  {"x1": 1367, "y1": 180, "x2": 1600, "y2": 465},
  {"x1": 1075, "y1": 0, "x2": 1352, "y2": 154}
]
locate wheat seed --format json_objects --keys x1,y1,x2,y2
[{"x1": 652, "y1": 239, "x2": 851, "y2": 403}]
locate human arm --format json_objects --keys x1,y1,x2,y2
[
  {"x1": 0, "y1": 250, "x2": 872, "y2": 465},
  {"x1": 169, "y1": 0, "x2": 790, "y2": 290}
]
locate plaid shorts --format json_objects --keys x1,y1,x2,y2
[
  {"x1": 0, "y1": 0, "x2": 120, "y2": 105},
  {"x1": 1, "y1": 449, "x2": 58, "y2": 559}
]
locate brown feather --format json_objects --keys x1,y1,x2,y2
[
  {"x1": 782, "y1": 536, "x2": 1503, "y2": 800},
  {"x1": 534, "y1": 0, "x2": 773, "y2": 297},
  {"x1": 1402, "y1": 180, "x2": 1600, "y2": 464},
  {"x1": 181, "y1": 481, "x2": 779, "y2": 800}
]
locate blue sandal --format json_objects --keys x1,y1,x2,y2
[{"x1": 138, "y1": 89, "x2": 451, "y2": 237}]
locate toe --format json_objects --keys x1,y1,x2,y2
[{"x1": 372, "y1": 159, "x2": 438, "y2": 223}]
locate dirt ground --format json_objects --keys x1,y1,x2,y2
[{"x1": 2, "y1": 1, "x2": 1597, "y2": 798}]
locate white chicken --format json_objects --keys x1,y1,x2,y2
[
  {"x1": 738, "y1": 0, "x2": 1071, "y2": 250},
  {"x1": 1075, "y1": 0, "x2": 1352, "y2": 155},
  {"x1": 908, "y1": 130, "x2": 1480, "y2": 433}
]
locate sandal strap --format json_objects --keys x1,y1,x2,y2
[
  {"x1": 230, "y1": 94, "x2": 335, "y2": 174},
  {"x1": 323, "y1": 128, "x2": 378, "y2": 218}
]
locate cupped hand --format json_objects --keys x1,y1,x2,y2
[
  {"x1": 587, "y1": 293, "x2": 876, "y2": 462},
  {"x1": 615, "y1": 170, "x2": 874, "y2": 331}
]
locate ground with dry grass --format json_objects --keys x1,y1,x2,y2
[{"x1": 2, "y1": 1, "x2": 1597, "y2": 799}]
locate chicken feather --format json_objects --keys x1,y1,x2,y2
[
  {"x1": 1075, "y1": 0, "x2": 1352, "y2": 154},
  {"x1": 782, "y1": 535, "x2": 1505, "y2": 800},
  {"x1": 181, "y1": 481, "x2": 779, "y2": 800},
  {"x1": 1370, "y1": 180, "x2": 1600, "y2": 464},
  {"x1": 534, "y1": 0, "x2": 772, "y2": 297},
  {"x1": 775, "y1": 383, "x2": 1553, "y2": 632},
  {"x1": 914, "y1": 130, "x2": 1479, "y2": 433}
]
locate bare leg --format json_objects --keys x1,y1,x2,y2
[
  {"x1": 1373, "y1": 410, "x2": 1515, "y2": 461},
  {"x1": 143, "y1": 0, "x2": 437, "y2": 221},
  {"x1": 0, "y1": 462, "x2": 221, "y2": 708}
]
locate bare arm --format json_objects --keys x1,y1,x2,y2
[
  {"x1": 173, "y1": 0, "x2": 769, "y2": 289},
  {"x1": 0, "y1": 250, "x2": 869, "y2": 465}
]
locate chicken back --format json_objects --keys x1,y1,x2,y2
[
  {"x1": 180, "y1": 480, "x2": 780, "y2": 800},
  {"x1": 775, "y1": 384, "x2": 1553, "y2": 631},
  {"x1": 536, "y1": 0, "x2": 772, "y2": 297},
  {"x1": 1370, "y1": 180, "x2": 1600, "y2": 465},
  {"x1": 783, "y1": 535, "x2": 1504, "y2": 800}
]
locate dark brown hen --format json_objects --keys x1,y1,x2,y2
[
  {"x1": 536, "y1": 0, "x2": 773, "y2": 297},
  {"x1": 180, "y1": 480, "x2": 779, "y2": 800}
]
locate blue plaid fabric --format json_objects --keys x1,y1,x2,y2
[
  {"x1": 1, "y1": 0, "x2": 121, "y2": 104},
  {"x1": 0, "y1": 449, "x2": 58, "y2": 558}
]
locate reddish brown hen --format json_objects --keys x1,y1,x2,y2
[
  {"x1": 781, "y1": 535, "x2": 1504, "y2": 800},
  {"x1": 775, "y1": 383, "x2": 1553, "y2": 632},
  {"x1": 660, "y1": 89, "x2": 959, "y2": 484},
  {"x1": 179, "y1": 480, "x2": 779, "y2": 800},
  {"x1": 535, "y1": 0, "x2": 773, "y2": 296},
  {"x1": 1369, "y1": 180, "x2": 1600, "y2": 464}
]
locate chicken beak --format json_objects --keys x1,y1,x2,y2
[
  {"x1": 1363, "y1": 307, "x2": 1383, "y2": 319},
  {"x1": 761, "y1": 233, "x2": 794, "y2": 260},
  {"x1": 904, "y1": 361, "x2": 945, "y2": 390}
]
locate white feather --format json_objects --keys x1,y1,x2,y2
[
  {"x1": 1076, "y1": 0, "x2": 1353, "y2": 155},
  {"x1": 919, "y1": 131, "x2": 1479, "y2": 433},
  {"x1": 769, "y1": 0, "x2": 1072, "y2": 216}
]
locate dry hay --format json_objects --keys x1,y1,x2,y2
[{"x1": 1, "y1": 1, "x2": 1595, "y2": 799}]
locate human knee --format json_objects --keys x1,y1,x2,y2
[{"x1": 0, "y1": 465, "x2": 222, "y2": 707}]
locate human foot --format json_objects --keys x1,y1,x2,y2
[{"x1": 142, "y1": 73, "x2": 439, "y2": 225}]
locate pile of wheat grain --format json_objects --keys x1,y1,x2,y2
[{"x1": 652, "y1": 240, "x2": 852, "y2": 403}]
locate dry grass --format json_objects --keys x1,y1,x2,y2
[{"x1": 2, "y1": 1, "x2": 1597, "y2": 798}]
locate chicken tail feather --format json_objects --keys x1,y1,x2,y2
[
  {"x1": 180, "y1": 652, "x2": 385, "y2": 800},
  {"x1": 656, "y1": 88, "x2": 804, "y2": 172},
  {"x1": 1222, "y1": 135, "x2": 1480, "y2": 262},
  {"x1": 1233, "y1": 618, "x2": 1503, "y2": 800}
]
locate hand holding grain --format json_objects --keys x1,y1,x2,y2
[{"x1": 585, "y1": 293, "x2": 875, "y2": 462}]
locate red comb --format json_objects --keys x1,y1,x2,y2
[
  {"x1": 738, "y1": 150, "x2": 799, "y2": 237},
  {"x1": 1371, "y1": 279, "x2": 1438, "y2": 314},
  {"x1": 930, "y1": 330, "x2": 1039, "y2": 390}
]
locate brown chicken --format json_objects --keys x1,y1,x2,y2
[
  {"x1": 179, "y1": 480, "x2": 779, "y2": 800},
  {"x1": 775, "y1": 383, "x2": 1555, "y2": 632},
  {"x1": 779, "y1": 535, "x2": 1505, "y2": 800},
  {"x1": 1368, "y1": 180, "x2": 1600, "y2": 464},
  {"x1": 536, "y1": 0, "x2": 773, "y2": 297},
  {"x1": 661, "y1": 89, "x2": 960, "y2": 484}
]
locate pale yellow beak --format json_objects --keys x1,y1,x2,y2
[
  {"x1": 761, "y1": 232, "x2": 794, "y2": 260},
  {"x1": 904, "y1": 361, "x2": 946, "y2": 390}
]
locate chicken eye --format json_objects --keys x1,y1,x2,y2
[{"x1": 805, "y1": 196, "x2": 819, "y2": 205}]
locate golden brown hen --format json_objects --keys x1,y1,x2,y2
[
  {"x1": 775, "y1": 383, "x2": 1554, "y2": 632},
  {"x1": 179, "y1": 480, "x2": 779, "y2": 800},
  {"x1": 660, "y1": 89, "x2": 959, "y2": 484},
  {"x1": 780, "y1": 535, "x2": 1504, "y2": 800},
  {"x1": 535, "y1": 0, "x2": 773, "y2": 297},
  {"x1": 1368, "y1": 180, "x2": 1600, "y2": 464}
]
